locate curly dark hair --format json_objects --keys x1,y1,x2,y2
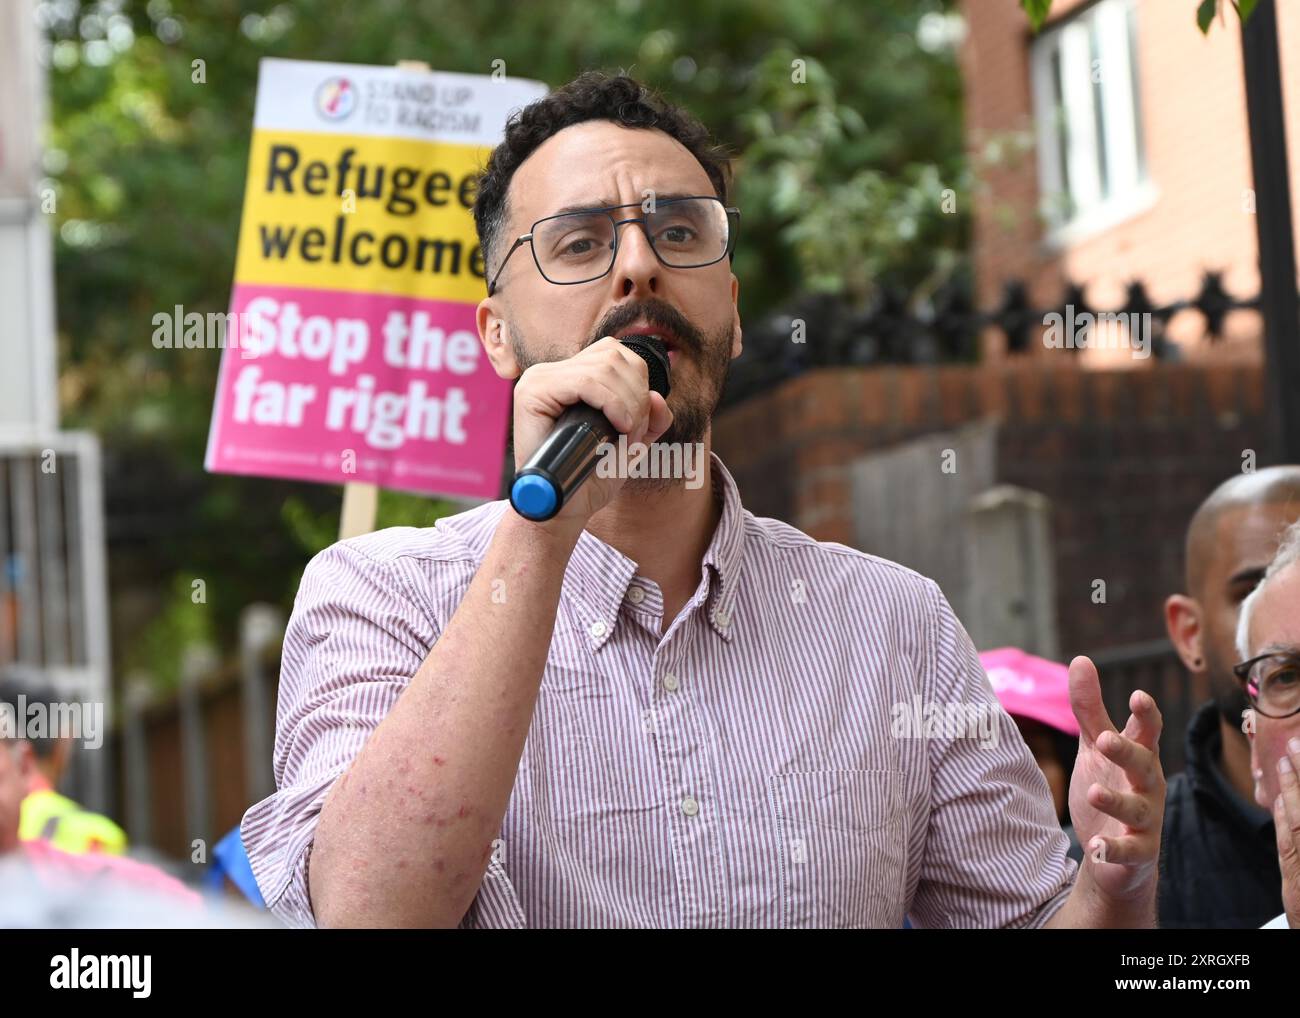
[{"x1": 472, "y1": 71, "x2": 734, "y2": 291}]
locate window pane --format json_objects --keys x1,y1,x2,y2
[
  {"x1": 1127, "y1": 0, "x2": 1147, "y2": 183},
  {"x1": 1050, "y1": 46, "x2": 1071, "y2": 216},
  {"x1": 1089, "y1": 15, "x2": 1110, "y2": 199},
  {"x1": 1031, "y1": 0, "x2": 1146, "y2": 231}
]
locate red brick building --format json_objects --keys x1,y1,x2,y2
[{"x1": 958, "y1": 0, "x2": 1300, "y2": 363}]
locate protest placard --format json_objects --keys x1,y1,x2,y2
[{"x1": 205, "y1": 58, "x2": 546, "y2": 504}]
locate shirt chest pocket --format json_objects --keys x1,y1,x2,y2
[{"x1": 767, "y1": 768, "x2": 908, "y2": 929}]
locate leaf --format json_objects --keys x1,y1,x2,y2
[
  {"x1": 1021, "y1": 0, "x2": 1053, "y2": 32},
  {"x1": 1197, "y1": 0, "x2": 1218, "y2": 33}
]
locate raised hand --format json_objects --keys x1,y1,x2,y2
[
  {"x1": 1065, "y1": 655, "x2": 1165, "y2": 903},
  {"x1": 1272, "y1": 735, "x2": 1300, "y2": 929}
]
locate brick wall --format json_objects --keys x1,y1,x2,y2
[{"x1": 712, "y1": 359, "x2": 1270, "y2": 658}]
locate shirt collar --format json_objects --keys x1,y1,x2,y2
[{"x1": 565, "y1": 451, "x2": 746, "y2": 649}]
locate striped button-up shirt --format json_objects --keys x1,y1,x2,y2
[{"x1": 242, "y1": 452, "x2": 1077, "y2": 928}]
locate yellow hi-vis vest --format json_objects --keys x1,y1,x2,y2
[{"x1": 18, "y1": 789, "x2": 128, "y2": 855}]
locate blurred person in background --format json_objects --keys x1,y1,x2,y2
[
  {"x1": 0, "y1": 714, "x2": 203, "y2": 921},
  {"x1": 1233, "y1": 518, "x2": 1300, "y2": 929},
  {"x1": 0, "y1": 674, "x2": 127, "y2": 854},
  {"x1": 981, "y1": 648, "x2": 1084, "y2": 864},
  {"x1": 1159, "y1": 466, "x2": 1300, "y2": 927}
]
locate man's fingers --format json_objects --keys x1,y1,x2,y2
[
  {"x1": 591, "y1": 336, "x2": 655, "y2": 436},
  {"x1": 1119, "y1": 689, "x2": 1163, "y2": 754},
  {"x1": 1087, "y1": 782, "x2": 1157, "y2": 830},
  {"x1": 1277, "y1": 744, "x2": 1300, "y2": 858},
  {"x1": 1274, "y1": 794, "x2": 1300, "y2": 894},
  {"x1": 1097, "y1": 730, "x2": 1159, "y2": 791},
  {"x1": 643, "y1": 391, "x2": 674, "y2": 445},
  {"x1": 1068, "y1": 655, "x2": 1117, "y2": 744}
]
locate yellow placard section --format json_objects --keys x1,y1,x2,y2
[{"x1": 233, "y1": 128, "x2": 488, "y2": 302}]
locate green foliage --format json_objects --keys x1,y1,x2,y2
[
  {"x1": 1198, "y1": 0, "x2": 1220, "y2": 32},
  {"x1": 1022, "y1": 0, "x2": 1259, "y2": 34},
  {"x1": 281, "y1": 488, "x2": 460, "y2": 559},
  {"x1": 733, "y1": 48, "x2": 969, "y2": 306},
  {"x1": 1021, "y1": 0, "x2": 1054, "y2": 33},
  {"x1": 126, "y1": 573, "x2": 215, "y2": 691}
]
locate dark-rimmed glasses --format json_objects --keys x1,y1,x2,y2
[
  {"x1": 1233, "y1": 650, "x2": 1300, "y2": 719},
  {"x1": 487, "y1": 195, "x2": 739, "y2": 296}
]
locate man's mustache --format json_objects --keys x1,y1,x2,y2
[{"x1": 589, "y1": 303, "x2": 703, "y2": 356}]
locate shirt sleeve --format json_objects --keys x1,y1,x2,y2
[
  {"x1": 907, "y1": 579, "x2": 1078, "y2": 928},
  {"x1": 240, "y1": 539, "x2": 441, "y2": 929}
]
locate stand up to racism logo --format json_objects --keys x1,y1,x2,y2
[{"x1": 315, "y1": 76, "x2": 356, "y2": 121}]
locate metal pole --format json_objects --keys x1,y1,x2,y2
[
  {"x1": 180, "y1": 645, "x2": 216, "y2": 857},
  {"x1": 1241, "y1": 0, "x2": 1300, "y2": 461},
  {"x1": 73, "y1": 432, "x2": 113, "y2": 814},
  {"x1": 239, "y1": 603, "x2": 283, "y2": 806},
  {"x1": 123, "y1": 674, "x2": 153, "y2": 847}
]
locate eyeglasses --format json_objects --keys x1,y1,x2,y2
[
  {"x1": 487, "y1": 195, "x2": 739, "y2": 296},
  {"x1": 1232, "y1": 650, "x2": 1300, "y2": 720}
]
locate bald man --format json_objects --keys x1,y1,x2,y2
[{"x1": 1159, "y1": 466, "x2": 1300, "y2": 927}]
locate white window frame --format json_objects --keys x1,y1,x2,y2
[{"x1": 1030, "y1": 0, "x2": 1155, "y2": 247}]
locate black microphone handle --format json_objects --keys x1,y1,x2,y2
[
  {"x1": 520, "y1": 400, "x2": 618, "y2": 501},
  {"x1": 511, "y1": 335, "x2": 671, "y2": 521}
]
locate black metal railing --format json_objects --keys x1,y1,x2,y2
[{"x1": 721, "y1": 271, "x2": 1263, "y2": 409}]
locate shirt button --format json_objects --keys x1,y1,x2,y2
[
  {"x1": 589, "y1": 620, "x2": 607, "y2": 638},
  {"x1": 681, "y1": 795, "x2": 699, "y2": 817},
  {"x1": 662, "y1": 672, "x2": 680, "y2": 692},
  {"x1": 715, "y1": 609, "x2": 732, "y2": 629},
  {"x1": 626, "y1": 585, "x2": 645, "y2": 605}
]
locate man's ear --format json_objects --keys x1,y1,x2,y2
[
  {"x1": 476, "y1": 299, "x2": 521, "y2": 380},
  {"x1": 1164, "y1": 593, "x2": 1205, "y2": 673},
  {"x1": 15, "y1": 741, "x2": 37, "y2": 784}
]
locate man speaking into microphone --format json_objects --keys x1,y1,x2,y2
[{"x1": 242, "y1": 71, "x2": 1165, "y2": 929}]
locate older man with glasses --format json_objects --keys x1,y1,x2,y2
[{"x1": 1234, "y1": 519, "x2": 1300, "y2": 929}]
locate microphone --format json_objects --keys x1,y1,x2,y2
[{"x1": 510, "y1": 335, "x2": 671, "y2": 522}]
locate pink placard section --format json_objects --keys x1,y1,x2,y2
[{"x1": 205, "y1": 283, "x2": 511, "y2": 499}]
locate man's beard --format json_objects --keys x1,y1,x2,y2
[
  {"x1": 508, "y1": 312, "x2": 734, "y2": 491},
  {"x1": 1204, "y1": 642, "x2": 1252, "y2": 729}
]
